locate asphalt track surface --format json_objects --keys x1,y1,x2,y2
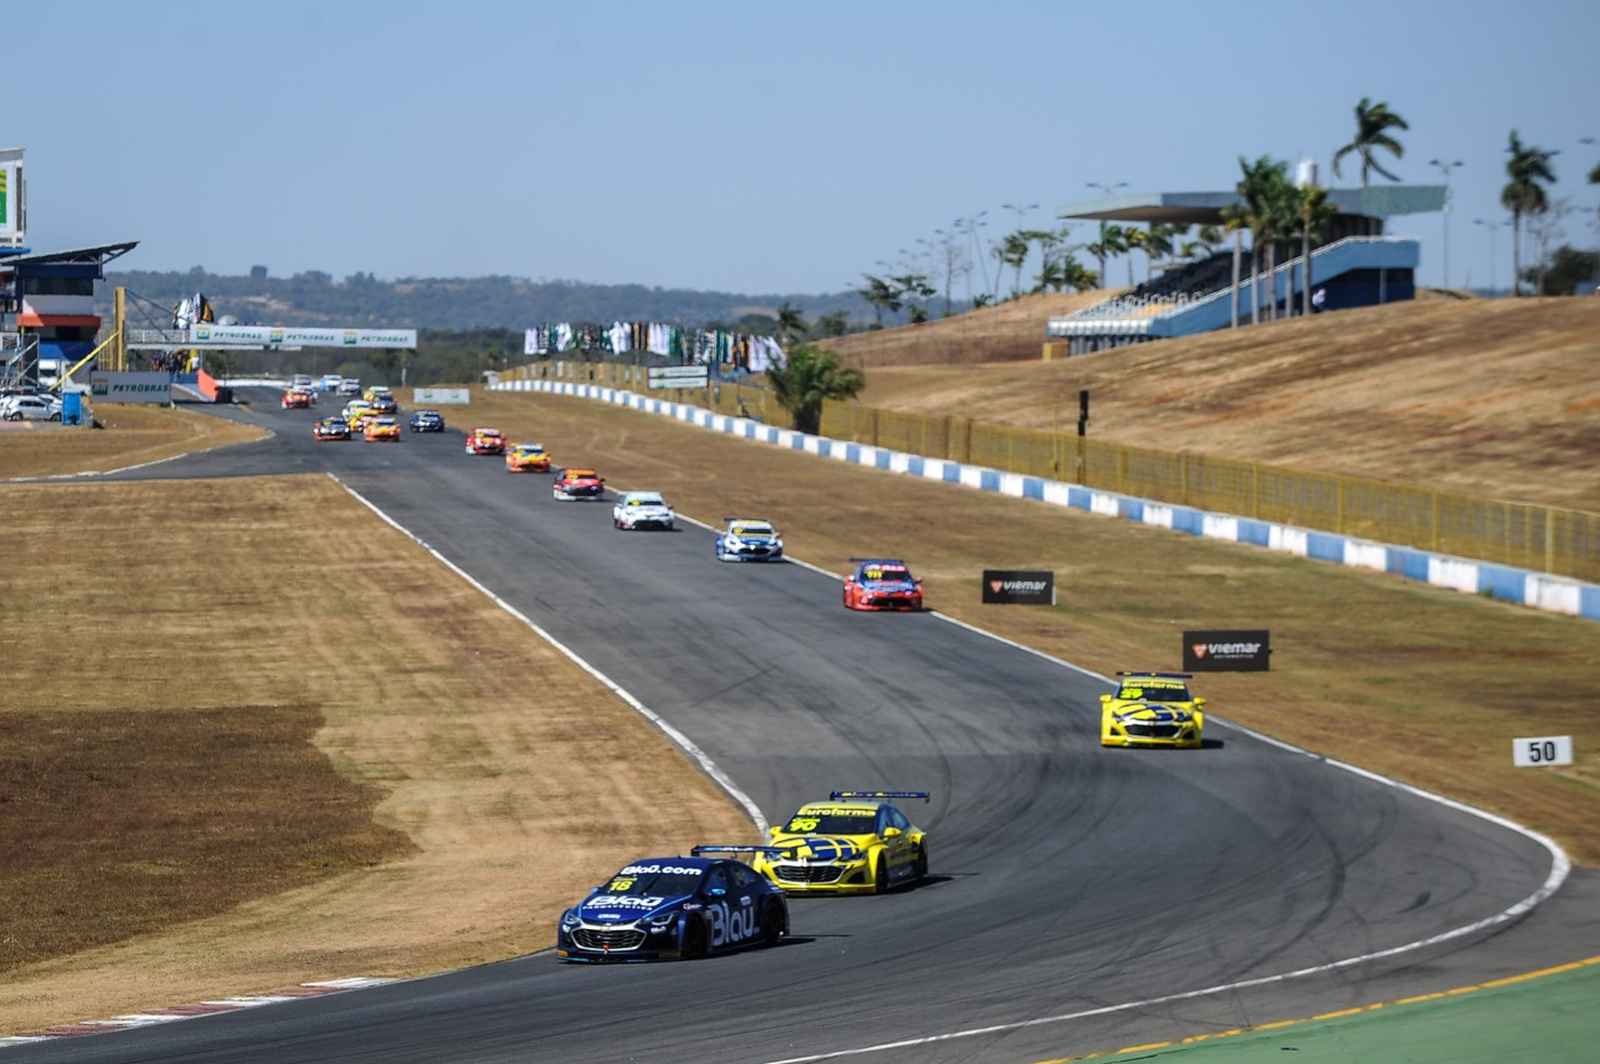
[{"x1": 17, "y1": 392, "x2": 1600, "y2": 1064}]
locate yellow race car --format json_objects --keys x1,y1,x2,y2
[
  {"x1": 751, "y1": 790, "x2": 930, "y2": 894},
  {"x1": 1100, "y1": 671, "x2": 1206, "y2": 748},
  {"x1": 346, "y1": 405, "x2": 379, "y2": 433},
  {"x1": 363, "y1": 416, "x2": 401, "y2": 441}
]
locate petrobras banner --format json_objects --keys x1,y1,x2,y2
[
  {"x1": 981, "y1": 570, "x2": 1055, "y2": 605},
  {"x1": 0, "y1": 148, "x2": 23, "y2": 243},
  {"x1": 413, "y1": 387, "x2": 469, "y2": 405},
  {"x1": 90, "y1": 372, "x2": 172, "y2": 403},
  {"x1": 189, "y1": 324, "x2": 417, "y2": 349},
  {"x1": 1183, "y1": 629, "x2": 1271, "y2": 672}
]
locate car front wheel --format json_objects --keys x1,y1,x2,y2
[{"x1": 873, "y1": 854, "x2": 889, "y2": 894}]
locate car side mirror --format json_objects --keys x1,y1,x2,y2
[
  {"x1": 1194, "y1": 697, "x2": 1207, "y2": 707},
  {"x1": 882, "y1": 827, "x2": 902, "y2": 839},
  {"x1": 707, "y1": 886, "x2": 726, "y2": 897},
  {"x1": 1099, "y1": 693, "x2": 1111, "y2": 703}
]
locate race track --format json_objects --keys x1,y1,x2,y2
[{"x1": 16, "y1": 390, "x2": 1593, "y2": 1064}]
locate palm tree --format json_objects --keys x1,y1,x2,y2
[
  {"x1": 1143, "y1": 223, "x2": 1179, "y2": 281},
  {"x1": 1501, "y1": 131, "x2": 1559, "y2": 297},
  {"x1": 1062, "y1": 258, "x2": 1100, "y2": 292},
  {"x1": 1086, "y1": 224, "x2": 1127, "y2": 289},
  {"x1": 1332, "y1": 97, "x2": 1409, "y2": 186},
  {"x1": 998, "y1": 231, "x2": 1031, "y2": 296},
  {"x1": 1230, "y1": 155, "x2": 1286, "y2": 324},
  {"x1": 1263, "y1": 169, "x2": 1300, "y2": 321},
  {"x1": 1294, "y1": 185, "x2": 1337, "y2": 317},
  {"x1": 765, "y1": 344, "x2": 865, "y2": 434}
]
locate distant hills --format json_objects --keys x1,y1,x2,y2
[{"x1": 99, "y1": 268, "x2": 871, "y2": 330}]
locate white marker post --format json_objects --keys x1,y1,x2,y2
[{"x1": 1512, "y1": 736, "x2": 1574, "y2": 768}]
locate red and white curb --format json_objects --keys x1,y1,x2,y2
[{"x1": 0, "y1": 977, "x2": 394, "y2": 1049}]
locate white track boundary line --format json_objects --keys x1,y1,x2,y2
[
  {"x1": 343, "y1": 472, "x2": 1565, "y2": 1064},
  {"x1": 606, "y1": 510, "x2": 1574, "y2": 1063},
  {"x1": 326, "y1": 473, "x2": 768, "y2": 835}
]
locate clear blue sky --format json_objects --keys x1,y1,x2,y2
[{"x1": 14, "y1": 0, "x2": 1598, "y2": 295}]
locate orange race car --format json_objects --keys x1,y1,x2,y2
[
  {"x1": 842, "y1": 558, "x2": 924, "y2": 611},
  {"x1": 282, "y1": 388, "x2": 314, "y2": 409},
  {"x1": 466, "y1": 427, "x2": 507, "y2": 455},
  {"x1": 505, "y1": 442, "x2": 552, "y2": 473},
  {"x1": 364, "y1": 416, "x2": 401, "y2": 441}
]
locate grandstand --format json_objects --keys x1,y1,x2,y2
[{"x1": 1050, "y1": 185, "x2": 1444, "y2": 353}]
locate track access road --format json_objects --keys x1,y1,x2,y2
[{"x1": 22, "y1": 390, "x2": 1582, "y2": 1064}]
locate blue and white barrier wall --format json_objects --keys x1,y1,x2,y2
[{"x1": 489, "y1": 379, "x2": 1600, "y2": 623}]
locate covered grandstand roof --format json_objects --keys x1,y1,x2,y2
[
  {"x1": 1060, "y1": 186, "x2": 1446, "y2": 225},
  {"x1": 0, "y1": 240, "x2": 140, "y2": 267}
]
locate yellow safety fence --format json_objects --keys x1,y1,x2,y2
[{"x1": 502, "y1": 361, "x2": 1600, "y2": 583}]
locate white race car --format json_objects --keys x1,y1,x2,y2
[
  {"x1": 714, "y1": 518, "x2": 784, "y2": 562},
  {"x1": 612, "y1": 491, "x2": 676, "y2": 531}
]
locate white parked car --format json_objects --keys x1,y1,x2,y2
[
  {"x1": 2, "y1": 394, "x2": 62, "y2": 422},
  {"x1": 612, "y1": 491, "x2": 676, "y2": 531}
]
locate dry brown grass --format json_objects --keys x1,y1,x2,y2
[
  {"x1": 818, "y1": 289, "x2": 1120, "y2": 367},
  {"x1": 0, "y1": 476, "x2": 751, "y2": 1034},
  {"x1": 0, "y1": 404, "x2": 266, "y2": 479},
  {"x1": 468, "y1": 386, "x2": 1600, "y2": 868},
  {"x1": 858, "y1": 298, "x2": 1600, "y2": 510}
]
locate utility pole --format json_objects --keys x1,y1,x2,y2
[
  {"x1": 1429, "y1": 159, "x2": 1464, "y2": 289},
  {"x1": 1086, "y1": 181, "x2": 1128, "y2": 288}
]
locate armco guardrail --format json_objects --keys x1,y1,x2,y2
[{"x1": 490, "y1": 373, "x2": 1600, "y2": 621}]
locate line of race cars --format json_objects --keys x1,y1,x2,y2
[
  {"x1": 276, "y1": 390, "x2": 1214, "y2": 960},
  {"x1": 306, "y1": 385, "x2": 452, "y2": 442}
]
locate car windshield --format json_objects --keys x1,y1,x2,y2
[
  {"x1": 628, "y1": 495, "x2": 663, "y2": 506},
  {"x1": 860, "y1": 565, "x2": 910, "y2": 581},
  {"x1": 1117, "y1": 682, "x2": 1191, "y2": 702},
  {"x1": 602, "y1": 865, "x2": 704, "y2": 897},
  {"x1": 782, "y1": 809, "x2": 878, "y2": 835},
  {"x1": 567, "y1": 470, "x2": 596, "y2": 479},
  {"x1": 732, "y1": 524, "x2": 773, "y2": 536},
  {"x1": 516, "y1": 445, "x2": 541, "y2": 454}
]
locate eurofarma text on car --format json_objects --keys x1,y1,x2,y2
[
  {"x1": 556, "y1": 850, "x2": 788, "y2": 962},
  {"x1": 1100, "y1": 672, "x2": 1207, "y2": 749},
  {"x1": 612, "y1": 490, "x2": 676, "y2": 530},
  {"x1": 751, "y1": 790, "x2": 931, "y2": 894},
  {"x1": 714, "y1": 517, "x2": 784, "y2": 562}
]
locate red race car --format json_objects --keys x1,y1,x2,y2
[
  {"x1": 843, "y1": 558, "x2": 924, "y2": 611},
  {"x1": 465, "y1": 427, "x2": 507, "y2": 455},
  {"x1": 552, "y1": 467, "x2": 605, "y2": 501},
  {"x1": 282, "y1": 388, "x2": 314, "y2": 409}
]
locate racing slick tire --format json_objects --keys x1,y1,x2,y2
[
  {"x1": 873, "y1": 853, "x2": 889, "y2": 895},
  {"x1": 48, "y1": 412, "x2": 61, "y2": 422},
  {"x1": 761, "y1": 900, "x2": 787, "y2": 947},
  {"x1": 913, "y1": 844, "x2": 929, "y2": 883},
  {"x1": 682, "y1": 914, "x2": 710, "y2": 960}
]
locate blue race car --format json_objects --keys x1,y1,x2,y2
[
  {"x1": 557, "y1": 849, "x2": 789, "y2": 962},
  {"x1": 714, "y1": 517, "x2": 785, "y2": 562},
  {"x1": 408, "y1": 409, "x2": 445, "y2": 432}
]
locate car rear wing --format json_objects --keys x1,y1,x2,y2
[
  {"x1": 828, "y1": 790, "x2": 930, "y2": 802},
  {"x1": 1115, "y1": 671, "x2": 1192, "y2": 679},
  {"x1": 690, "y1": 845, "x2": 788, "y2": 857}
]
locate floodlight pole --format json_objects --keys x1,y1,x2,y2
[
  {"x1": 1473, "y1": 218, "x2": 1504, "y2": 295},
  {"x1": 1086, "y1": 181, "x2": 1129, "y2": 287},
  {"x1": 1429, "y1": 159, "x2": 1464, "y2": 289}
]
